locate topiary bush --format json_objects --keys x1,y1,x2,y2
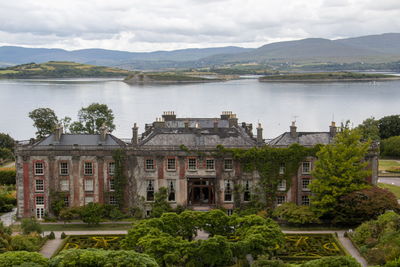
[
  {"x1": 61, "y1": 232, "x2": 67, "y2": 239},
  {"x1": 300, "y1": 256, "x2": 361, "y2": 267},
  {"x1": 48, "y1": 231, "x2": 55, "y2": 240}
]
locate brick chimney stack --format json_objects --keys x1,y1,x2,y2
[
  {"x1": 330, "y1": 121, "x2": 337, "y2": 137},
  {"x1": 99, "y1": 124, "x2": 108, "y2": 142},
  {"x1": 132, "y1": 123, "x2": 138, "y2": 145},
  {"x1": 290, "y1": 121, "x2": 297, "y2": 138},
  {"x1": 162, "y1": 111, "x2": 176, "y2": 121},
  {"x1": 53, "y1": 124, "x2": 63, "y2": 142}
]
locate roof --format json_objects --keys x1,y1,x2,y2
[
  {"x1": 140, "y1": 118, "x2": 257, "y2": 148},
  {"x1": 35, "y1": 134, "x2": 125, "y2": 147},
  {"x1": 268, "y1": 132, "x2": 333, "y2": 147}
]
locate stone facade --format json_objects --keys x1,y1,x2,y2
[{"x1": 15, "y1": 112, "x2": 378, "y2": 218}]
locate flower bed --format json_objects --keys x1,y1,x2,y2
[
  {"x1": 276, "y1": 234, "x2": 346, "y2": 263},
  {"x1": 57, "y1": 233, "x2": 345, "y2": 263}
]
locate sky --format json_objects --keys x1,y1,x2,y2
[{"x1": 0, "y1": 0, "x2": 399, "y2": 52}]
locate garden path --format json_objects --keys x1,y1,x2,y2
[
  {"x1": 0, "y1": 208, "x2": 16, "y2": 226},
  {"x1": 378, "y1": 177, "x2": 400, "y2": 186},
  {"x1": 283, "y1": 230, "x2": 367, "y2": 267}
]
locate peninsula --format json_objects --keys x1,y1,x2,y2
[
  {"x1": 0, "y1": 61, "x2": 131, "y2": 78},
  {"x1": 258, "y1": 72, "x2": 400, "y2": 82}
]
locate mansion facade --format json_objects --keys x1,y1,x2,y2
[{"x1": 15, "y1": 112, "x2": 378, "y2": 218}]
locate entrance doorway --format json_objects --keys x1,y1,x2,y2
[{"x1": 188, "y1": 178, "x2": 215, "y2": 205}]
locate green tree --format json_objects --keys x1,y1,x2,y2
[
  {"x1": 28, "y1": 108, "x2": 59, "y2": 138},
  {"x1": 196, "y1": 235, "x2": 234, "y2": 266},
  {"x1": 309, "y1": 129, "x2": 371, "y2": 217},
  {"x1": 79, "y1": 203, "x2": 104, "y2": 225},
  {"x1": 150, "y1": 187, "x2": 172, "y2": 218},
  {"x1": 201, "y1": 209, "x2": 231, "y2": 236},
  {"x1": 381, "y1": 136, "x2": 400, "y2": 157},
  {"x1": 356, "y1": 117, "x2": 380, "y2": 141},
  {"x1": 69, "y1": 103, "x2": 115, "y2": 134},
  {"x1": 0, "y1": 133, "x2": 15, "y2": 151},
  {"x1": 379, "y1": 115, "x2": 400, "y2": 139},
  {"x1": 0, "y1": 251, "x2": 48, "y2": 267},
  {"x1": 301, "y1": 256, "x2": 361, "y2": 267},
  {"x1": 0, "y1": 148, "x2": 13, "y2": 161},
  {"x1": 272, "y1": 202, "x2": 321, "y2": 225}
]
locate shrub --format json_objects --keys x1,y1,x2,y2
[
  {"x1": 21, "y1": 218, "x2": 42, "y2": 235},
  {"x1": 272, "y1": 202, "x2": 320, "y2": 225},
  {"x1": 60, "y1": 232, "x2": 66, "y2": 239},
  {"x1": 252, "y1": 256, "x2": 291, "y2": 267},
  {"x1": 49, "y1": 249, "x2": 158, "y2": 267},
  {"x1": 0, "y1": 251, "x2": 48, "y2": 267},
  {"x1": 381, "y1": 136, "x2": 400, "y2": 157},
  {"x1": 79, "y1": 202, "x2": 104, "y2": 225},
  {"x1": 0, "y1": 169, "x2": 16, "y2": 185},
  {"x1": 150, "y1": 187, "x2": 172, "y2": 217},
  {"x1": 385, "y1": 257, "x2": 400, "y2": 267},
  {"x1": 333, "y1": 187, "x2": 400, "y2": 225},
  {"x1": 10, "y1": 234, "x2": 43, "y2": 252},
  {"x1": 48, "y1": 231, "x2": 55, "y2": 240},
  {"x1": 300, "y1": 256, "x2": 361, "y2": 267}
]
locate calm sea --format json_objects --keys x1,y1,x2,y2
[{"x1": 1, "y1": 78, "x2": 399, "y2": 140}]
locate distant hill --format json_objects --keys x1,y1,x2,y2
[
  {"x1": 1, "y1": 33, "x2": 400, "y2": 70},
  {"x1": 0, "y1": 61, "x2": 131, "y2": 78}
]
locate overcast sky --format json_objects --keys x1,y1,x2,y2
[{"x1": 0, "y1": 0, "x2": 399, "y2": 52}]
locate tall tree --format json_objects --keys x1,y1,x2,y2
[
  {"x1": 309, "y1": 129, "x2": 371, "y2": 217},
  {"x1": 356, "y1": 117, "x2": 380, "y2": 141},
  {"x1": 28, "y1": 108, "x2": 59, "y2": 138},
  {"x1": 0, "y1": 133, "x2": 15, "y2": 151},
  {"x1": 69, "y1": 103, "x2": 115, "y2": 134},
  {"x1": 379, "y1": 115, "x2": 400, "y2": 139}
]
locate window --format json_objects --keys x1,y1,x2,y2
[
  {"x1": 302, "y1": 179, "x2": 310, "y2": 191},
  {"x1": 84, "y1": 162, "x2": 93, "y2": 175},
  {"x1": 167, "y1": 180, "x2": 176, "y2": 202},
  {"x1": 36, "y1": 207, "x2": 44, "y2": 219},
  {"x1": 109, "y1": 195, "x2": 117, "y2": 205},
  {"x1": 277, "y1": 180, "x2": 286, "y2": 191},
  {"x1": 302, "y1": 195, "x2": 310, "y2": 206},
  {"x1": 146, "y1": 210, "x2": 151, "y2": 217},
  {"x1": 243, "y1": 180, "x2": 251, "y2": 202},
  {"x1": 84, "y1": 179, "x2": 94, "y2": 192},
  {"x1": 60, "y1": 162, "x2": 69, "y2": 175},
  {"x1": 302, "y1": 162, "x2": 311, "y2": 174},
  {"x1": 60, "y1": 179, "x2": 69, "y2": 191},
  {"x1": 34, "y1": 162, "x2": 44, "y2": 175},
  {"x1": 206, "y1": 159, "x2": 215, "y2": 170},
  {"x1": 145, "y1": 159, "x2": 155, "y2": 170},
  {"x1": 276, "y1": 195, "x2": 286, "y2": 205},
  {"x1": 35, "y1": 196, "x2": 44, "y2": 205},
  {"x1": 108, "y1": 162, "x2": 115, "y2": 176},
  {"x1": 35, "y1": 180, "x2": 44, "y2": 192},
  {"x1": 279, "y1": 163, "x2": 285, "y2": 175},
  {"x1": 85, "y1": 196, "x2": 94, "y2": 204},
  {"x1": 224, "y1": 159, "x2": 233, "y2": 170},
  {"x1": 109, "y1": 179, "x2": 115, "y2": 191},
  {"x1": 64, "y1": 196, "x2": 69, "y2": 207},
  {"x1": 167, "y1": 158, "x2": 176, "y2": 171},
  {"x1": 146, "y1": 180, "x2": 154, "y2": 201},
  {"x1": 188, "y1": 158, "x2": 197, "y2": 170},
  {"x1": 224, "y1": 180, "x2": 233, "y2": 202},
  {"x1": 227, "y1": 209, "x2": 233, "y2": 216}
]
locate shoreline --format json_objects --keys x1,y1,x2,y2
[{"x1": 259, "y1": 77, "x2": 400, "y2": 83}]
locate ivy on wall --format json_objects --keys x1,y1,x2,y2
[{"x1": 112, "y1": 149, "x2": 127, "y2": 210}]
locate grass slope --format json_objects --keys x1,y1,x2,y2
[
  {"x1": 0, "y1": 61, "x2": 131, "y2": 78},
  {"x1": 378, "y1": 183, "x2": 400, "y2": 199}
]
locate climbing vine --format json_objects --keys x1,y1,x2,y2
[
  {"x1": 218, "y1": 144, "x2": 322, "y2": 210},
  {"x1": 112, "y1": 149, "x2": 127, "y2": 210}
]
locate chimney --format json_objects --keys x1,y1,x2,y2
[
  {"x1": 53, "y1": 125, "x2": 63, "y2": 142},
  {"x1": 257, "y1": 123, "x2": 263, "y2": 145},
  {"x1": 132, "y1": 123, "x2": 138, "y2": 145},
  {"x1": 220, "y1": 111, "x2": 232, "y2": 120},
  {"x1": 162, "y1": 111, "x2": 176, "y2": 121},
  {"x1": 290, "y1": 121, "x2": 297, "y2": 138},
  {"x1": 214, "y1": 120, "x2": 219, "y2": 131},
  {"x1": 228, "y1": 113, "x2": 238, "y2": 128},
  {"x1": 153, "y1": 117, "x2": 165, "y2": 128},
  {"x1": 99, "y1": 124, "x2": 108, "y2": 142},
  {"x1": 329, "y1": 121, "x2": 337, "y2": 137}
]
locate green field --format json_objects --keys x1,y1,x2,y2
[
  {"x1": 378, "y1": 183, "x2": 400, "y2": 198},
  {"x1": 379, "y1": 160, "x2": 400, "y2": 171}
]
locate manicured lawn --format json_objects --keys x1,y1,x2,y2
[
  {"x1": 379, "y1": 159, "x2": 400, "y2": 171},
  {"x1": 378, "y1": 183, "x2": 400, "y2": 198}
]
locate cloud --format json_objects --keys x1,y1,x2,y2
[{"x1": 0, "y1": 0, "x2": 398, "y2": 51}]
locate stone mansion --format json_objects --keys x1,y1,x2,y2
[{"x1": 15, "y1": 112, "x2": 378, "y2": 218}]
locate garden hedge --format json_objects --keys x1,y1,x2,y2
[{"x1": 0, "y1": 169, "x2": 16, "y2": 185}]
